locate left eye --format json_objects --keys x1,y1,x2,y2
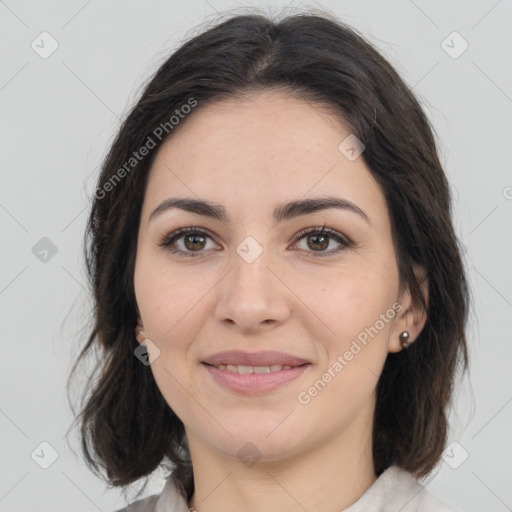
[
  {"x1": 291, "y1": 227, "x2": 351, "y2": 256},
  {"x1": 158, "y1": 226, "x2": 351, "y2": 257}
]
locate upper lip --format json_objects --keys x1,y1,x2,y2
[{"x1": 202, "y1": 350, "x2": 311, "y2": 367}]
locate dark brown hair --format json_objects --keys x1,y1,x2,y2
[{"x1": 66, "y1": 7, "x2": 470, "y2": 503}]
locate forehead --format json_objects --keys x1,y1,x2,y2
[{"x1": 143, "y1": 90, "x2": 388, "y2": 226}]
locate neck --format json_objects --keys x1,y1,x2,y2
[{"x1": 186, "y1": 399, "x2": 377, "y2": 512}]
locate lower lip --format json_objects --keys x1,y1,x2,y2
[{"x1": 202, "y1": 363, "x2": 311, "y2": 395}]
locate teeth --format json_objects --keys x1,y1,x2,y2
[{"x1": 216, "y1": 364, "x2": 293, "y2": 373}]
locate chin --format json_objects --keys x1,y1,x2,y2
[{"x1": 205, "y1": 425, "x2": 307, "y2": 463}]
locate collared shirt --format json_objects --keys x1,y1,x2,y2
[{"x1": 113, "y1": 465, "x2": 460, "y2": 512}]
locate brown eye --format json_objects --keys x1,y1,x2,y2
[
  {"x1": 183, "y1": 233, "x2": 207, "y2": 251},
  {"x1": 158, "y1": 227, "x2": 219, "y2": 257},
  {"x1": 306, "y1": 233, "x2": 329, "y2": 251},
  {"x1": 293, "y1": 226, "x2": 351, "y2": 257},
  {"x1": 159, "y1": 225, "x2": 351, "y2": 258}
]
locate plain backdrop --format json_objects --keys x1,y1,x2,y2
[{"x1": 1, "y1": 0, "x2": 511, "y2": 511}]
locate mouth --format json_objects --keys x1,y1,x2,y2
[
  {"x1": 202, "y1": 362, "x2": 307, "y2": 373},
  {"x1": 201, "y1": 354, "x2": 312, "y2": 395},
  {"x1": 201, "y1": 349, "x2": 311, "y2": 368}
]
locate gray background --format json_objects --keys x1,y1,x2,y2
[{"x1": 1, "y1": 0, "x2": 511, "y2": 510}]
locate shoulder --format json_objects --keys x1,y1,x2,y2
[
  {"x1": 112, "y1": 494, "x2": 159, "y2": 512},
  {"x1": 110, "y1": 475, "x2": 189, "y2": 512},
  {"x1": 381, "y1": 466, "x2": 462, "y2": 512},
  {"x1": 343, "y1": 465, "x2": 462, "y2": 512}
]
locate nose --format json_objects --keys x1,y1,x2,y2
[{"x1": 213, "y1": 247, "x2": 292, "y2": 333}]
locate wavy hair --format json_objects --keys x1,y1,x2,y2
[{"x1": 67, "y1": 7, "x2": 470, "y2": 503}]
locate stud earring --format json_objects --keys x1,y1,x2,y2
[{"x1": 399, "y1": 331, "x2": 410, "y2": 349}]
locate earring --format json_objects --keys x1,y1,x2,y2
[{"x1": 399, "y1": 331, "x2": 410, "y2": 349}]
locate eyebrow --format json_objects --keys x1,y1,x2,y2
[{"x1": 148, "y1": 196, "x2": 370, "y2": 225}]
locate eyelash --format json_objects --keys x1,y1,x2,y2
[{"x1": 157, "y1": 225, "x2": 352, "y2": 258}]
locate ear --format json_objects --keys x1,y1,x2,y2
[
  {"x1": 388, "y1": 264, "x2": 429, "y2": 353},
  {"x1": 134, "y1": 314, "x2": 146, "y2": 345}
]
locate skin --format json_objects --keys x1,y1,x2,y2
[{"x1": 133, "y1": 89, "x2": 427, "y2": 512}]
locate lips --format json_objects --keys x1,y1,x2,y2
[{"x1": 202, "y1": 350, "x2": 311, "y2": 368}]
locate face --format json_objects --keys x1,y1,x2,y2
[{"x1": 133, "y1": 89, "x2": 422, "y2": 464}]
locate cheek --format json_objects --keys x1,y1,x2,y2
[
  {"x1": 296, "y1": 275, "x2": 396, "y2": 422},
  {"x1": 134, "y1": 259, "x2": 208, "y2": 419},
  {"x1": 305, "y1": 265, "x2": 398, "y2": 339},
  {"x1": 134, "y1": 254, "x2": 206, "y2": 342},
  {"x1": 299, "y1": 264, "x2": 399, "y2": 401}
]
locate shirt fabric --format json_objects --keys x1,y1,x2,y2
[{"x1": 113, "y1": 465, "x2": 460, "y2": 512}]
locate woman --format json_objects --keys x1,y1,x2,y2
[{"x1": 68, "y1": 8, "x2": 469, "y2": 512}]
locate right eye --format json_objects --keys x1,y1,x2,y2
[{"x1": 158, "y1": 226, "x2": 220, "y2": 257}]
